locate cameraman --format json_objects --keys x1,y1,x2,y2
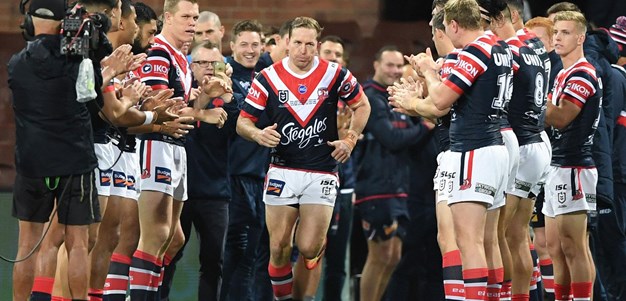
[{"x1": 8, "y1": 1, "x2": 100, "y2": 300}]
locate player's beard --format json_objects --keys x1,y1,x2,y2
[{"x1": 132, "y1": 38, "x2": 150, "y2": 55}]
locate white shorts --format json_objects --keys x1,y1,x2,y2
[
  {"x1": 502, "y1": 129, "x2": 520, "y2": 195},
  {"x1": 542, "y1": 166, "x2": 597, "y2": 218},
  {"x1": 510, "y1": 138, "x2": 552, "y2": 199},
  {"x1": 139, "y1": 140, "x2": 187, "y2": 201},
  {"x1": 433, "y1": 150, "x2": 452, "y2": 204},
  {"x1": 263, "y1": 165, "x2": 339, "y2": 207},
  {"x1": 94, "y1": 142, "x2": 115, "y2": 197},
  {"x1": 110, "y1": 147, "x2": 141, "y2": 201},
  {"x1": 445, "y1": 145, "x2": 509, "y2": 208}
]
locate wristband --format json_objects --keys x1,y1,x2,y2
[
  {"x1": 342, "y1": 129, "x2": 358, "y2": 150},
  {"x1": 143, "y1": 111, "x2": 155, "y2": 125}
]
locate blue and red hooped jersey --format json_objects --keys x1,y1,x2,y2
[
  {"x1": 241, "y1": 57, "x2": 363, "y2": 172},
  {"x1": 506, "y1": 36, "x2": 548, "y2": 146},
  {"x1": 137, "y1": 35, "x2": 192, "y2": 145},
  {"x1": 549, "y1": 57, "x2": 603, "y2": 167},
  {"x1": 443, "y1": 33, "x2": 511, "y2": 152}
]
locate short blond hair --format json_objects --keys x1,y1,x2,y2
[
  {"x1": 444, "y1": 0, "x2": 482, "y2": 31},
  {"x1": 289, "y1": 16, "x2": 323, "y2": 39},
  {"x1": 553, "y1": 11, "x2": 587, "y2": 34},
  {"x1": 164, "y1": 0, "x2": 197, "y2": 14}
]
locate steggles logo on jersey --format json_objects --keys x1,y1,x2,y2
[
  {"x1": 142, "y1": 64, "x2": 152, "y2": 74},
  {"x1": 280, "y1": 117, "x2": 328, "y2": 149}
]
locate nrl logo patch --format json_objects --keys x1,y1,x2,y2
[{"x1": 278, "y1": 90, "x2": 289, "y2": 103}]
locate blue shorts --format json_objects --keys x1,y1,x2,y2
[{"x1": 355, "y1": 198, "x2": 409, "y2": 242}]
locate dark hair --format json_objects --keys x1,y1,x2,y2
[
  {"x1": 505, "y1": 0, "x2": 523, "y2": 14},
  {"x1": 320, "y1": 35, "x2": 345, "y2": 47},
  {"x1": 278, "y1": 19, "x2": 292, "y2": 37},
  {"x1": 78, "y1": 0, "x2": 117, "y2": 9},
  {"x1": 432, "y1": 10, "x2": 446, "y2": 31},
  {"x1": 133, "y1": 2, "x2": 157, "y2": 25},
  {"x1": 432, "y1": 0, "x2": 448, "y2": 10},
  {"x1": 546, "y1": 2, "x2": 581, "y2": 15},
  {"x1": 231, "y1": 19, "x2": 263, "y2": 42},
  {"x1": 374, "y1": 45, "x2": 400, "y2": 61},
  {"x1": 120, "y1": 0, "x2": 132, "y2": 18},
  {"x1": 475, "y1": 0, "x2": 509, "y2": 20}
]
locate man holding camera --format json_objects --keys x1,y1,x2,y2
[{"x1": 9, "y1": 1, "x2": 100, "y2": 300}]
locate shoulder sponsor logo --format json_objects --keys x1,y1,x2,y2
[
  {"x1": 280, "y1": 117, "x2": 328, "y2": 149},
  {"x1": 341, "y1": 82, "x2": 352, "y2": 92},
  {"x1": 567, "y1": 82, "x2": 590, "y2": 98},
  {"x1": 474, "y1": 183, "x2": 496, "y2": 197},
  {"x1": 155, "y1": 167, "x2": 172, "y2": 185},
  {"x1": 142, "y1": 64, "x2": 152, "y2": 74},
  {"x1": 248, "y1": 86, "x2": 261, "y2": 100},
  {"x1": 457, "y1": 59, "x2": 479, "y2": 77},
  {"x1": 100, "y1": 170, "x2": 112, "y2": 186},
  {"x1": 266, "y1": 179, "x2": 285, "y2": 196},
  {"x1": 113, "y1": 171, "x2": 127, "y2": 187}
]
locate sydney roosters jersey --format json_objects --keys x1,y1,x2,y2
[
  {"x1": 241, "y1": 57, "x2": 363, "y2": 172},
  {"x1": 549, "y1": 58, "x2": 603, "y2": 167},
  {"x1": 443, "y1": 34, "x2": 511, "y2": 152},
  {"x1": 517, "y1": 28, "x2": 552, "y2": 101},
  {"x1": 506, "y1": 36, "x2": 548, "y2": 146},
  {"x1": 434, "y1": 50, "x2": 459, "y2": 152},
  {"x1": 137, "y1": 35, "x2": 192, "y2": 145}
]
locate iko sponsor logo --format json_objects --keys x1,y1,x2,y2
[
  {"x1": 567, "y1": 82, "x2": 590, "y2": 97},
  {"x1": 280, "y1": 117, "x2": 328, "y2": 149},
  {"x1": 457, "y1": 60, "x2": 479, "y2": 77},
  {"x1": 248, "y1": 86, "x2": 261, "y2": 99}
]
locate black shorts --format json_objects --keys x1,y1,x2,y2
[
  {"x1": 355, "y1": 198, "x2": 409, "y2": 242},
  {"x1": 530, "y1": 188, "x2": 546, "y2": 228},
  {"x1": 12, "y1": 172, "x2": 101, "y2": 225}
]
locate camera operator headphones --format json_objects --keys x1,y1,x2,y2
[{"x1": 19, "y1": 0, "x2": 35, "y2": 41}]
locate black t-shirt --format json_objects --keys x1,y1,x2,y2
[{"x1": 8, "y1": 34, "x2": 97, "y2": 177}]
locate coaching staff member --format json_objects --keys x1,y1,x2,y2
[{"x1": 8, "y1": 0, "x2": 101, "y2": 300}]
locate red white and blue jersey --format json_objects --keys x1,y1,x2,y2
[
  {"x1": 443, "y1": 33, "x2": 512, "y2": 152},
  {"x1": 137, "y1": 34, "x2": 192, "y2": 145},
  {"x1": 434, "y1": 50, "x2": 459, "y2": 152},
  {"x1": 241, "y1": 57, "x2": 363, "y2": 172},
  {"x1": 549, "y1": 58, "x2": 603, "y2": 167},
  {"x1": 506, "y1": 36, "x2": 548, "y2": 146}
]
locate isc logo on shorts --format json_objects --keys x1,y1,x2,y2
[
  {"x1": 155, "y1": 167, "x2": 172, "y2": 185},
  {"x1": 266, "y1": 179, "x2": 285, "y2": 196},
  {"x1": 113, "y1": 171, "x2": 127, "y2": 188},
  {"x1": 100, "y1": 170, "x2": 113, "y2": 186}
]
